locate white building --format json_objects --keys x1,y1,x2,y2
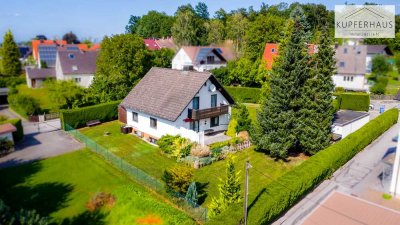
[
  {"x1": 172, "y1": 46, "x2": 235, "y2": 72},
  {"x1": 332, "y1": 110, "x2": 370, "y2": 139},
  {"x1": 119, "y1": 67, "x2": 235, "y2": 144}
]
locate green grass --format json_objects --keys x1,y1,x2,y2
[
  {"x1": 385, "y1": 71, "x2": 400, "y2": 95},
  {"x1": 80, "y1": 122, "x2": 177, "y2": 179},
  {"x1": 0, "y1": 149, "x2": 195, "y2": 225},
  {"x1": 243, "y1": 103, "x2": 259, "y2": 124},
  {"x1": 16, "y1": 84, "x2": 55, "y2": 111}
]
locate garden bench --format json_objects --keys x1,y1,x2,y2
[{"x1": 86, "y1": 120, "x2": 101, "y2": 127}]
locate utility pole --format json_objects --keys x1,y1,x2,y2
[{"x1": 243, "y1": 160, "x2": 252, "y2": 225}]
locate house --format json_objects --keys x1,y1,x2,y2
[
  {"x1": 25, "y1": 68, "x2": 55, "y2": 88},
  {"x1": 32, "y1": 39, "x2": 66, "y2": 63},
  {"x1": 155, "y1": 37, "x2": 178, "y2": 51},
  {"x1": 366, "y1": 45, "x2": 393, "y2": 73},
  {"x1": 172, "y1": 46, "x2": 235, "y2": 72},
  {"x1": 18, "y1": 46, "x2": 32, "y2": 61},
  {"x1": 55, "y1": 50, "x2": 98, "y2": 88},
  {"x1": 119, "y1": 67, "x2": 235, "y2": 144},
  {"x1": 144, "y1": 39, "x2": 161, "y2": 50},
  {"x1": 332, "y1": 110, "x2": 370, "y2": 139},
  {"x1": 262, "y1": 43, "x2": 317, "y2": 70},
  {"x1": 333, "y1": 45, "x2": 369, "y2": 91},
  {"x1": 0, "y1": 123, "x2": 17, "y2": 144}
]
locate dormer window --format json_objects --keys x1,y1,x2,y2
[
  {"x1": 271, "y1": 48, "x2": 275, "y2": 53},
  {"x1": 207, "y1": 55, "x2": 215, "y2": 64},
  {"x1": 68, "y1": 53, "x2": 75, "y2": 59},
  {"x1": 72, "y1": 65, "x2": 78, "y2": 71}
]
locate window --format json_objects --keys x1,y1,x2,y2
[
  {"x1": 211, "y1": 94, "x2": 217, "y2": 107},
  {"x1": 74, "y1": 77, "x2": 81, "y2": 83},
  {"x1": 132, "y1": 112, "x2": 138, "y2": 122},
  {"x1": 339, "y1": 62, "x2": 345, "y2": 67},
  {"x1": 347, "y1": 76, "x2": 350, "y2": 81},
  {"x1": 211, "y1": 116, "x2": 219, "y2": 127},
  {"x1": 193, "y1": 97, "x2": 199, "y2": 110},
  {"x1": 72, "y1": 65, "x2": 78, "y2": 71},
  {"x1": 207, "y1": 55, "x2": 215, "y2": 64},
  {"x1": 68, "y1": 53, "x2": 75, "y2": 59},
  {"x1": 344, "y1": 48, "x2": 348, "y2": 54},
  {"x1": 343, "y1": 76, "x2": 346, "y2": 81},
  {"x1": 350, "y1": 76, "x2": 354, "y2": 82},
  {"x1": 150, "y1": 117, "x2": 157, "y2": 129},
  {"x1": 271, "y1": 48, "x2": 275, "y2": 53},
  {"x1": 190, "y1": 121, "x2": 199, "y2": 132}
]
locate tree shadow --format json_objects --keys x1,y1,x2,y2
[
  {"x1": 196, "y1": 181, "x2": 209, "y2": 205},
  {"x1": 60, "y1": 210, "x2": 107, "y2": 225}
]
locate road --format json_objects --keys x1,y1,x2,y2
[{"x1": 273, "y1": 120, "x2": 400, "y2": 225}]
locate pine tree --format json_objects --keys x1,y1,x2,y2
[
  {"x1": 297, "y1": 26, "x2": 335, "y2": 154},
  {"x1": 235, "y1": 104, "x2": 252, "y2": 132},
  {"x1": 208, "y1": 156, "x2": 241, "y2": 217},
  {"x1": 0, "y1": 30, "x2": 21, "y2": 76},
  {"x1": 185, "y1": 182, "x2": 198, "y2": 207},
  {"x1": 252, "y1": 7, "x2": 311, "y2": 158}
]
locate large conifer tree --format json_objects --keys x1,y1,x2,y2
[
  {"x1": 0, "y1": 30, "x2": 21, "y2": 76},
  {"x1": 253, "y1": 7, "x2": 311, "y2": 158},
  {"x1": 297, "y1": 26, "x2": 335, "y2": 154}
]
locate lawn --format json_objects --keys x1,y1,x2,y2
[
  {"x1": 385, "y1": 70, "x2": 400, "y2": 95},
  {"x1": 79, "y1": 120, "x2": 305, "y2": 208},
  {"x1": 16, "y1": 84, "x2": 55, "y2": 111},
  {"x1": 243, "y1": 103, "x2": 259, "y2": 124},
  {"x1": 0, "y1": 149, "x2": 195, "y2": 225}
]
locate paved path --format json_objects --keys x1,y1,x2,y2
[{"x1": 273, "y1": 121, "x2": 400, "y2": 225}]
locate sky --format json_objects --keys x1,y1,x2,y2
[{"x1": 1, "y1": 0, "x2": 399, "y2": 42}]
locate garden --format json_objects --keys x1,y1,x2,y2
[{"x1": 0, "y1": 149, "x2": 195, "y2": 225}]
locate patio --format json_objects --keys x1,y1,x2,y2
[{"x1": 203, "y1": 131, "x2": 231, "y2": 145}]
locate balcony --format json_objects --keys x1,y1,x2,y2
[{"x1": 188, "y1": 105, "x2": 229, "y2": 120}]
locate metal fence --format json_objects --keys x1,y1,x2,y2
[{"x1": 64, "y1": 123, "x2": 208, "y2": 223}]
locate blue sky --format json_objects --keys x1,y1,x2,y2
[{"x1": 1, "y1": 0, "x2": 399, "y2": 42}]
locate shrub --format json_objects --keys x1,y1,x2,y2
[
  {"x1": 226, "y1": 118, "x2": 237, "y2": 138},
  {"x1": 0, "y1": 115, "x2": 8, "y2": 122},
  {"x1": 190, "y1": 144, "x2": 211, "y2": 157},
  {"x1": 0, "y1": 118, "x2": 23, "y2": 142},
  {"x1": 86, "y1": 192, "x2": 116, "y2": 212},
  {"x1": 338, "y1": 92, "x2": 370, "y2": 111},
  {"x1": 0, "y1": 138, "x2": 13, "y2": 155},
  {"x1": 157, "y1": 135, "x2": 178, "y2": 154},
  {"x1": 235, "y1": 104, "x2": 252, "y2": 132},
  {"x1": 162, "y1": 165, "x2": 194, "y2": 194},
  {"x1": 225, "y1": 86, "x2": 261, "y2": 103},
  {"x1": 8, "y1": 94, "x2": 41, "y2": 116},
  {"x1": 60, "y1": 100, "x2": 120, "y2": 129},
  {"x1": 208, "y1": 108, "x2": 398, "y2": 225},
  {"x1": 334, "y1": 87, "x2": 345, "y2": 92}
]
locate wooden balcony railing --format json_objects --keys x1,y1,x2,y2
[{"x1": 188, "y1": 105, "x2": 229, "y2": 120}]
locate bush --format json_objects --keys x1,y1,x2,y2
[
  {"x1": 157, "y1": 135, "x2": 178, "y2": 154},
  {"x1": 0, "y1": 76, "x2": 25, "y2": 88},
  {"x1": 235, "y1": 104, "x2": 252, "y2": 132},
  {"x1": 0, "y1": 138, "x2": 13, "y2": 155},
  {"x1": 157, "y1": 135, "x2": 192, "y2": 159},
  {"x1": 334, "y1": 87, "x2": 345, "y2": 92},
  {"x1": 337, "y1": 92, "x2": 370, "y2": 111},
  {"x1": 60, "y1": 100, "x2": 120, "y2": 129},
  {"x1": 86, "y1": 192, "x2": 116, "y2": 212},
  {"x1": 208, "y1": 108, "x2": 398, "y2": 225},
  {"x1": 0, "y1": 118, "x2": 23, "y2": 142},
  {"x1": 190, "y1": 145, "x2": 211, "y2": 157},
  {"x1": 8, "y1": 94, "x2": 41, "y2": 116},
  {"x1": 162, "y1": 165, "x2": 194, "y2": 194},
  {"x1": 225, "y1": 86, "x2": 261, "y2": 103}
]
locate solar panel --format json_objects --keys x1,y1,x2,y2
[
  {"x1": 195, "y1": 48, "x2": 213, "y2": 62},
  {"x1": 66, "y1": 46, "x2": 79, "y2": 51}
]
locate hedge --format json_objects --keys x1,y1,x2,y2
[
  {"x1": 207, "y1": 108, "x2": 398, "y2": 225},
  {"x1": 336, "y1": 92, "x2": 370, "y2": 112},
  {"x1": 60, "y1": 100, "x2": 120, "y2": 129},
  {"x1": 225, "y1": 86, "x2": 261, "y2": 103},
  {"x1": 0, "y1": 118, "x2": 24, "y2": 142}
]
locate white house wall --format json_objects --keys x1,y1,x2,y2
[
  {"x1": 172, "y1": 49, "x2": 193, "y2": 70},
  {"x1": 332, "y1": 74, "x2": 368, "y2": 91},
  {"x1": 55, "y1": 53, "x2": 94, "y2": 88},
  {"x1": 332, "y1": 115, "x2": 370, "y2": 138}
]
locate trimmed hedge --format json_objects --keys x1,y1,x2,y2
[
  {"x1": 225, "y1": 86, "x2": 261, "y2": 103},
  {"x1": 336, "y1": 92, "x2": 370, "y2": 112},
  {"x1": 60, "y1": 100, "x2": 120, "y2": 129},
  {"x1": 207, "y1": 108, "x2": 398, "y2": 225},
  {"x1": 0, "y1": 118, "x2": 24, "y2": 142}
]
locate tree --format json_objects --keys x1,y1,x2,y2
[
  {"x1": 209, "y1": 156, "x2": 241, "y2": 217},
  {"x1": 235, "y1": 104, "x2": 252, "y2": 132},
  {"x1": 135, "y1": 11, "x2": 174, "y2": 38},
  {"x1": 0, "y1": 30, "x2": 21, "y2": 76},
  {"x1": 226, "y1": 13, "x2": 249, "y2": 56},
  {"x1": 62, "y1": 31, "x2": 79, "y2": 44},
  {"x1": 185, "y1": 182, "x2": 198, "y2": 207},
  {"x1": 297, "y1": 26, "x2": 335, "y2": 155},
  {"x1": 44, "y1": 80, "x2": 86, "y2": 110},
  {"x1": 90, "y1": 34, "x2": 150, "y2": 103},
  {"x1": 252, "y1": 7, "x2": 311, "y2": 158},
  {"x1": 172, "y1": 10, "x2": 198, "y2": 46},
  {"x1": 125, "y1": 15, "x2": 140, "y2": 34},
  {"x1": 372, "y1": 55, "x2": 390, "y2": 76},
  {"x1": 162, "y1": 165, "x2": 194, "y2": 194},
  {"x1": 214, "y1": 8, "x2": 228, "y2": 22},
  {"x1": 206, "y1": 19, "x2": 225, "y2": 44},
  {"x1": 195, "y1": 2, "x2": 209, "y2": 19},
  {"x1": 150, "y1": 48, "x2": 175, "y2": 68}
]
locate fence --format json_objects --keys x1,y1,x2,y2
[{"x1": 64, "y1": 123, "x2": 208, "y2": 223}]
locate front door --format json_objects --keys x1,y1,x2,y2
[{"x1": 32, "y1": 79, "x2": 36, "y2": 88}]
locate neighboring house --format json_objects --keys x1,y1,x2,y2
[
  {"x1": 366, "y1": 45, "x2": 393, "y2": 73},
  {"x1": 333, "y1": 45, "x2": 368, "y2": 91},
  {"x1": 119, "y1": 67, "x2": 235, "y2": 144},
  {"x1": 55, "y1": 50, "x2": 98, "y2": 88},
  {"x1": 262, "y1": 43, "x2": 317, "y2": 70},
  {"x1": 144, "y1": 39, "x2": 161, "y2": 50},
  {"x1": 332, "y1": 110, "x2": 370, "y2": 139},
  {"x1": 0, "y1": 123, "x2": 17, "y2": 144},
  {"x1": 32, "y1": 39, "x2": 66, "y2": 63},
  {"x1": 25, "y1": 68, "x2": 55, "y2": 88},
  {"x1": 18, "y1": 46, "x2": 32, "y2": 61},
  {"x1": 155, "y1": 37, "x2": 178, "y2": 51},
  {"x1": 172, "y1": 46, "x2": 235, "y2": 72}
]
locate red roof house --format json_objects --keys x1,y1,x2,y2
[
  {"x1": 144, "y1": 39, "x2": 161, "y2": 50},
  {"x1": 32, "y1": 40, "x2": 67, "y2": 61}
]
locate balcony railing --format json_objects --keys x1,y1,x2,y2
[{"x1": 188, "y1": 105, "x2": 229, "y2": 120}]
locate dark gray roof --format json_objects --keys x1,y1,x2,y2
[
  {"x1": 121, "y1": 67, "x2": 234, "y2": 122},
  {"x1": 333, "y1": 110, "x2": 369, "y2": 126},
  {"x1": 58, "y1": 50, "x2": 98, "y2": 75},
  {"x1": 25, "y1": 67, "x2": 55, "y2": 79},
  {"x1": 335, "y1": 45, "x2": 367, "y2": 75},
  {"x1": 367, "y1": 45, "x2": 393, "y2": 55}
]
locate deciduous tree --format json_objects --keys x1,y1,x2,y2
[{"x1": 172, "y1": 10, "x2": 198, "y2": 46}]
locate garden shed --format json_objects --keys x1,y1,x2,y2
[
  {"x1": 332, "y1": 110, "x2": 370, "y2": 139},
  {"x1": 0, "y1": 123, "x2": 17, "y2": 143}
]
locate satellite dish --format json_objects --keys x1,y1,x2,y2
[{"x1": 209, "y1": 84, "x2": 216, "y2": 92}]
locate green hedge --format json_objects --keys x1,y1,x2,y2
[
  {"x1": 336, "y1": 92, "x2": 370, "y2": 112},
  {"x1": 225, "y1": 86, "x2": 261, "y2": 103},
  {"x1": 60, "y1": 100, "x2": 120, "y2": 129},
  {"x1": 0, "y1": 118, "x2": 24, "y2": 142},
  {"x1": 207, "y1": 108, "x2": 398, "y2": 225}
]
